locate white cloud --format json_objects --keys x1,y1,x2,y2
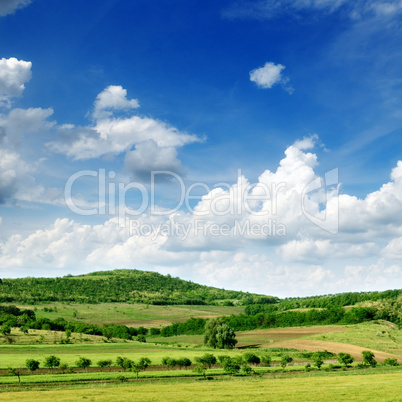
[
  {"x1": 0, "y1": 148, "x2": 30, "y2": 203},
  {"x1": 48, "y1": 85, "x2": 201, "y2": 160},
  {"x1": 250, "y1": 62, "x2": 293, "y2": 93},
  {"x1": 124, "y1": 140, "x2": 183, "y2": 180},
  {"x1": 381, "y1": 237, "x2": 402, "y2": 260},
  {"x1": 0, "y1": 0, "x2": 31, "y2": 17},
  {"x1": 2, "y1": 136, "x2": 402, "y2": 294},
  {"x1": 293, "y1": 134, "x2": 320, "y2": 151},
  {"x1": 0, "y1": 106, "x2": 55, "y2": 203},
  {"x1": 250, "y1": 62, "x2": 285, "y2": 89},
  {"x1": 0, "y1": 107, "x2": 54, "y2": 145},
  {"x1": 0, "y1": 57, "x2": 32, "y2": 106},
  {"x1": 93, "y1": 85, "x2": 140, "y2": 120},
  {"x1": 279, "y1": 239, "x2": 379, "y2": 262}
]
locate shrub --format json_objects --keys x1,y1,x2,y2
[
  {"x1": 383, "y1": 358, "x2": 398, "y2": 366},
  {"x1": 76, "y1": 357, "x2": 92, "y2": 372},
  {"x1": 243, "y1": 353, "x2": 260, "y2": 365},
  {"x1": 362, "y1": 351, "x2": 377, "y2": 367},
  {"x1": 280, "y1": 355, "x2": 293, "y2": 369},
  {"x1": 26, "y1": 359, "x2": 40, "y2": 372},
  {"x1": 338, "y1": 352, "x2": 354, "y2": 368}
]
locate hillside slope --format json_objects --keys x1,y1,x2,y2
[{"x1": 0, "y1": 269, "x2": 266, "y2": 305}]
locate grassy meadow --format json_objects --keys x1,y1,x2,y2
[
  {"x1": 1, "y1": 294, "x2": 401, "y2": 399},
  {"x1": 10, "y1": 302, "x2": 244, "y2": 328},
  {"x1": 1, "y1": 369, "x2": 401, "y2": 401}
]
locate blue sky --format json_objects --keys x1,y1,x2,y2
[{"x1": 1, "y1": 0, "x2": 402, "y2": 297}]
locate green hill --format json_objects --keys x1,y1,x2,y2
[{"x1": 0, "y1": 269, "x2": 269, "y2": 305}]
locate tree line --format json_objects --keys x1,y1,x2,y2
[
  {"x1": 159, "y1": 302, "x2": 402, "y2": 337},
  {"x1": 8, "y1": 350, "x2": 398, "y2": 384}
]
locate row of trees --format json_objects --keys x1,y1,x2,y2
[
  {"x1": 20, "y1": 355, "x2": 153, "y2": 378},
  {"x1": 8, "y1": 350, "x2": 398, "y2": 384}
]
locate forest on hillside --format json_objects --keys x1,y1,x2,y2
[
  {"x1": 0, "y1": 270, "x2": 401, "y2": 308},
  {"x1": 0, "y1": 269, "x2": 262, "y2": 305}
]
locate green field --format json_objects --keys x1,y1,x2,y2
[
  {"x1": 2, "y1": 321, "x2": 401, "y2": 369},
  {"x1": 10, "y1": 302, "x2": 244, "y2": 328},
  {"x1": 305, "y1": 321, "x2": 402, "y2": 354},
  {"x1": 1, "y1": 369, "x2": 401, "y2": 401},
  {"x1": 1, "y1": 271, "x2": 401, "y2": 400},
  {"x1": 0, "y1": 341, "x2": 246, "y2": 368}
]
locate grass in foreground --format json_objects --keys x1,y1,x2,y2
[{"x1": 0, "y1": 369, "x2": 401, "y2": 401}]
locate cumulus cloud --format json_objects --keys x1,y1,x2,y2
[
  {"x1": 381, "y1": 237, "x2": 402, "y2": 260},
  {"x1": 279, "y1": 239, "x2": 379, "y2": 263},
  {"x1": 0, "y1": 0, "x2": 31, "y2": 17},
  {"x1": 48, "y1": 85, "x2": 201, "y2": 160},
  {"x1": 93, "y1": 85, "x2": 140, "y2": 120},
  {"x1": 0, "y1": 148, "x2": 30, "y2": 203},
  {"x1": 2, "y1": 135, "x2": 402, "y2": 294},
  {"x1": 0, "y1": 88, "x2": 55, "y2": 203},
  {"x1": 124, "y1": 140, "x2": 183, "y2": 181},
  {"x1": 0, "y1": 107, "x2": 54, "y2": 146},
  {"x1": 250, "y1": 62, "x2": 293, "y2": 93},
  {"x1": 0, "y1": 57, "x2": 32, "y2": 106}
]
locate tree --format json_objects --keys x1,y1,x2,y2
[
  {"x1": 102, "y1": 326, "x2": 114, "y2": 341},
  {"x1": 193, "y1": 363, "x2": 207, "y2": 379},
  {"x1": 122, "y1": 358, "x2": 133, "y2": 371},
  {"x1": 25, "y1": 359, "x2": 40, "y2": 373},
  {"x1": 1, "y1": 324, "x2": 11, "y2": 336},
  {"x1": 76, "y1": 357, "x2": 92, "y2": 372},
  {"x1": 195, "y1": 353, "x2": 217, "y2": 369},
  {"x1": 221, "y1": 357, "x2": 240, "y2": 375},
  {"x1": 384, "y1": 358, "x2": 398, "y2": 366},
  {"x1": 242, "y1": 364, "x2": 253, "y2": 375},
  {"x1": 312, "y1": 352, "x2": 324, "y2": 370},
  {"x1": 162, "y1": 357, "x2": 177, "y2": 370},
  {"x1": 44, "y1": 355, "x2": 60, "y2": 373},
  {"x1": 136, "y1": 334, "x2": 146, "y2": 343},
  {"x1": 130, "y1": 358, "x2": 151, "y2": 379},
  {"x1": 260, "y1": 353, "x2": 271, "y2": 367},
  {"x1": 116, "y1": 356, "x2": 133, "y2": 371},
  {"x1": 243, "y1": 353, "x2": 260, "y2": 366},
  {"x1": 116, "y1": 356, "x2": 125, "y2": 370},
  {"x1": 19, "y1": 326, "x2": 29, "y2": 335},
  {"x1": 130, "y1": 362, "x2": 141, "y2": 379},
  {"x1": 167, "y1": 358, "x2": 177, "y2": 370},
  {"x1": 204, "y1": 318, "x2": 237, "y2": 349},
  {"x1": 280, "y1": 355, "x2": 293, "y2": 369},
  {"x1": 97, "y1": 359, "x2": 113, "y2": 371},
  {"x1": 138, "y1": 357, "x2": 151, "y2": 371},
  {"x1": 338, "y1": 353, "x2": 354, "y2": 368},
  {"x1": 362, "y1": 351, "x2": 377, "y2": 367},
  {"x1": 7, "y1": 367, "x2": 21, "y2": 383},
  {"x1": 59, "y1": 363, "x2": 69, "y2": 374},
  {"x1": 177, "y1": 357, "x2": 192, "y2": 370}
]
